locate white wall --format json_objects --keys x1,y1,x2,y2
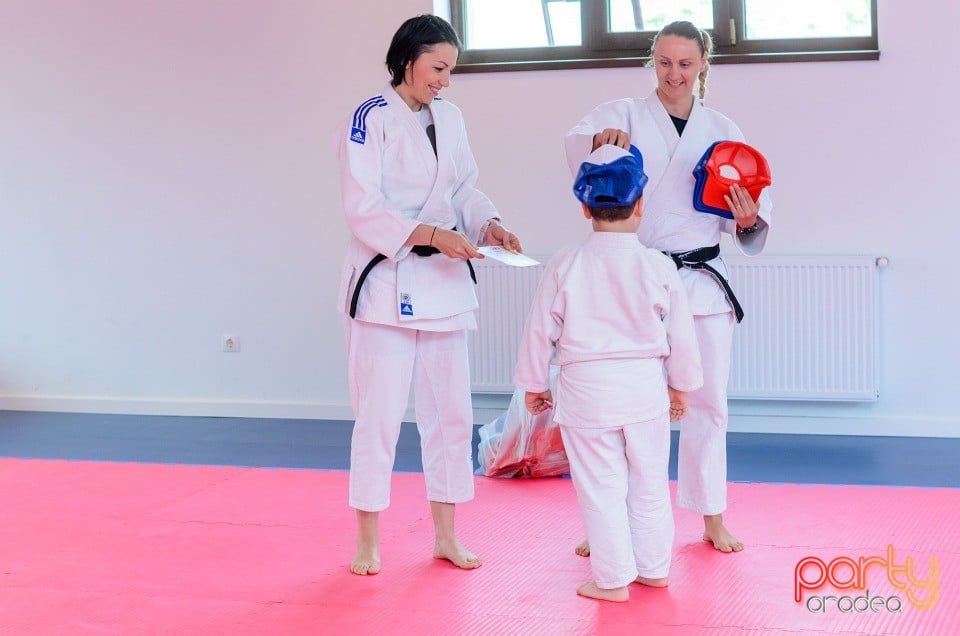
[{"x1": 1, "y1": 0, "x2": 956, "y2": 436}]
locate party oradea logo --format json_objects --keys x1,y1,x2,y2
[{"x1": 794, "y1": 545, "x2": 939, "y2": 613}]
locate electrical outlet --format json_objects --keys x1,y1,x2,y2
[{"x1": 222, "y1": 334, "x2": 240, "y2": 353}]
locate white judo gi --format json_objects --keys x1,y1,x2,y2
[
  {"x1": 514, "y1": 232, "x2": 703, "y2": 587},
  {"x1": 563, "y1": 92, "x2": 773, "y2": 515},
  {"x1": 336, "y1": 84, "x2": 501, "y2": 512}
]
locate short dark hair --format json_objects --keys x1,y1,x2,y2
[
  {"x1": 586, "y1": 197, "x2": 640, "y2": 222},
  {"x1": 385, "y1": 15, "x2": 462, "y2": 87}
]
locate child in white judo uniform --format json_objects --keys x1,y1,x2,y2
[{"x1": 514, "y1": 145, "x2": 703, "y2": 602}]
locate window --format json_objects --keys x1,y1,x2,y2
[{"x1": 448, "y1": 1, "x2": 878, "y2": 72}]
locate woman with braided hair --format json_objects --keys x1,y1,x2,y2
[{"x1": 564, "y1": 20, "x2": 773, "y2": 555}]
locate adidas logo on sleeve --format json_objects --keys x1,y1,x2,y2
[{"x1": 349, "y1": 96, "x2": 387, "y2": 144}]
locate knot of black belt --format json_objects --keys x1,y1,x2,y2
[
  {"x1": 349, "y1": 229, "x2": 477, "y2": 319},
  {"x1": 666, "y1": 244, "x2": 744, "y2": 323}
]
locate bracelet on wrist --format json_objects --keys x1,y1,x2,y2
[
  {"x1": 737, "y1": 222, "x2": 759, "y2": 236},
  {"x1": 429, "y1": 226, "x2": 438, "y2": 246},
  {"x1": 479, "y1": 218, "x2": 500, "y2": 245}
]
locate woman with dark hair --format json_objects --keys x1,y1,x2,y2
[
  {"x1": 564, "y1": 20, "x2": 773, "y2": 555},
  {"x1": 335, "y1": 14, "x2": 521, "y2": 576}
]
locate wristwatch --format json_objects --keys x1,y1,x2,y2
[{"x1": 737, "y1": 222, "x2": 759, "y2": 236}]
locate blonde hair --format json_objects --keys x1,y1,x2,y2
[{"x1": 649, "y1": 21, "x2": 713, "y2": 100}]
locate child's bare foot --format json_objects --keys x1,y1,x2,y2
[
  {"x1": 434, "y1": 536, "x2": 482, "y2": 569},
  {"x1": 350, "y1": 546, "x2": 381, "y2": 575},
  {"x1": 635, "y1": 575, "x2": 669, "y2": 587},
  {"x1": 350, "y1": 510, "x2": 381, "y2": 575},
  {"x1": 577, "y1": 581, "x2": 628, "y2": 602},
  {"x1": 703, "y1": 514, "x2": 743, "y2": 553},
  {"x1": 575, "y1": 539, "x2": 590, "y2": 557}
]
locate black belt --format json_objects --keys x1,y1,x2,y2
[
  {"x1": 666, "y1": 244, "x2": 744, "y2": 323},
  {"x1": 349, "y1": 239, "x2": 477, "y2": 319}
]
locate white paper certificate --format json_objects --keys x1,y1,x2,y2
[{"x1": 477, "y1": 246, "x2": 541, "y2": 267}]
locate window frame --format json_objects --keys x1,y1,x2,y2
[{"x1": 449, "y1": 0, "x2": 879, "y2": 74}]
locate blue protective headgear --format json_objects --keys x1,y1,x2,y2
[{"x1": 573, "y1": 144, "x2": 649, "y2": 208}]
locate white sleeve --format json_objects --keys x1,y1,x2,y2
[
  {"x1": 337, "y1": 111, "x2": 419, "y2": 259},
  {"x1": 720, "y1": 122, "x2": 773, "y2": 256},
  {"x1": 563, "y1": 99, "x2": 634, "y2": 177},
  {"x1": 513, "y1": 260, "x2": 563, "y2": 393},
  {"x1": 730, "y1": 187, "x2": 772, "y2": 256},
  {"x1": 449, "y1": 110, "x2": 500, "y2": 245},
  {"x1": 661, "y1": 263, "x2": 705, "y2": 392}
]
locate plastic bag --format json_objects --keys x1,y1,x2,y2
[{"x1": 476, "y1": 367, "x2": 568, "y2": 478}]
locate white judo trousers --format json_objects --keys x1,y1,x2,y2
[
  {"x1": 345, "y1": 319, "x2": 475, "y2": 512},
  {"x1": 560, "y1": 413, "x2": 674, "y2": 588},
  {"x1": 676, "y1": 311, "x2": 735, "y2": 515}
]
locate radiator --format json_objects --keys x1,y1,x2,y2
[
  {"x1": 468, "y1": 254, "x2": 882, "y2": 401},
  {"x1": 467, "y1": 260, "x2": 545, "y2": 393}
]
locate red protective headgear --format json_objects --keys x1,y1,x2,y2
[{"x1": 693, "y1": 141, "x2": 771, "y2": 219}]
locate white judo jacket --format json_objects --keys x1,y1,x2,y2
[
  {"x1": 514, "y1": 233, "x2": 704, "y2": 428},
  {"x1": 336, "y1": 84, "x2": 500, "y2": 330},
  {"x1": 564, "y1": 92, "x2": 773, "y2": 317}
]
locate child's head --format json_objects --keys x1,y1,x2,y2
[{"x1": 573, "y1": 145, "x2": 649, "y2": 223}]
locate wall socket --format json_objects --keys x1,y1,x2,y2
[{"x1": 222, "y1": 334, "x2": 240, "y2": 353}]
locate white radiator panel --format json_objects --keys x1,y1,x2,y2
[
  {"x1": 467, "y1": 260, "x2": 545, "y2": 393},
  {"x1": 725, "y1": 255, "x2": 879, "y2": 401},
  {"x1": 468, "y1": 255, "x2": 881, "y2": 401}
]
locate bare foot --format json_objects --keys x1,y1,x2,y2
[
  {"x1": 434, "y1": 536, "x2": 482, "y2": 569},
  {"x1": 635, "y1": 576, "x2": 669, "y2": 588},
  {"x1": 577, "y1": 581, "x2": 628, "y2": 602},
  {"x1": 575, "y1": 539, "x2": 590, "y2": 557},
  {"x1": 350, "y1": 546, "x2": 381, "y2": 575},
  {"x1": 703, "y1": 514, "x2": 743, "y2": 553},
  {"x1": 350, "y1": 509, "x2": 381, "y2": 575},
  {"x1": 429, "y1": 501, "x2": 481, "y2": 570}
]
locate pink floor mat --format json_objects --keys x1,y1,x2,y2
[{"x1": 0, "y1": 458, "x2": 956, "y2": 635}]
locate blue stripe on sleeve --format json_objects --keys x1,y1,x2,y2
[{"x1": 349, "y1": 96, "x2": 387, "y2": 145}]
